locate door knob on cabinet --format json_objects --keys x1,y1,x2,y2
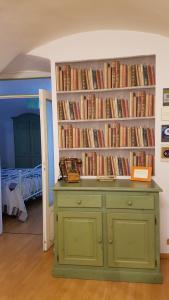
[
  {"x1": 128, "y1": 200, "x2": 133, "y2": 206},
  {"x1": 98, "y1": 239, "x2": 102, "y2": 243},
  {"x1": 77, "y1": 200, "x2": 82, "y2": 204},
  {"x1": 108, "y1": 240, "x2": 113, "y2": 244}
]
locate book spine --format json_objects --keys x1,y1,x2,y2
[{"x1": 104, "y1": 63, "x2": 108, "y2": 89}]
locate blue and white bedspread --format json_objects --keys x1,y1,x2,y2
[{"x1": 1, "y1": 165, "x2": 42, "y2": 222}]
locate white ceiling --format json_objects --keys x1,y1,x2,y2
[{"x1": 1, "y1": 0, "x2": 169, "y2": 72}]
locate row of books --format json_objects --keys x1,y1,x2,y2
[
  {"x1": 59, "y1": 126, "x2": 104, "y2": 148},
  {"x1": 59, "y1": 124, "x2": 155, "y2": 148},
  {"x1": 80, "y1": 151, "x2": 154, "y2": 176},
  {"x1": 129, "y1": 91, "x2": 154, "y2": 118},
  {"x1": 55, "y1": 62, "x2": 155, "y2": 91},
  {"x1": 58, "y1": 92, "x2": 154, "y2": 120},
  {"x1": 104, "y1": 62, "x2": 155, "y2": 89},
  {"x1": 104, "y1": 124, "x2": 155, "y2": 147},
  {"x1": 130, "y1": 151, "x2": 154, "y2": 174}
]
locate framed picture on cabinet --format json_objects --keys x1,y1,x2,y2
[
  {"x1": 130, "y1": 166, "x2": 152, "y2": 182},
  {"x1": 59, "y1": 157, "x2": 82, "y2": 182}
]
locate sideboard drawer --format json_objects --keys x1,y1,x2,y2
[
  {"x1": 57, "y1": 192, "x2": 102, "y2": 208},
  {"x1": 106, "y1": 193, "x2": 154, "y2": 209}
]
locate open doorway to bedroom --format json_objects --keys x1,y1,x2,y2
[
  {"x1": 0, "y1": 97, "x2": 42, "y2": 234},
  {"x1": 0, "y1": 78, "x2": 52, "y2": 246}
]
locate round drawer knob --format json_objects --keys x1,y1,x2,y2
[
  {"x1": 98, "y1": 239, "x2": 102, "y2": 243},
  {"x1": 77, "y1": 200, "x2": 82, "y2": 205},
  {"x1": 128, "y1": 201, "x2": 133, "y2": 206},
  {"x1": 108, "y1": 240, "x2": 113, "y2": 244}
]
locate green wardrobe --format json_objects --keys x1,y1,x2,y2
[{"x1": 13, "y1": 113, "x2": 41, "y2": 168}]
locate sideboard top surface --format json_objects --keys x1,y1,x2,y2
[{"x1": 53, "y1": 179, "x2": 162, "y2": 192}]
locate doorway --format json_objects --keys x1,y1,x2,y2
[
  {"x1": 0, "y1": 78, "x2": 54, "y2": 251},
  {"x1": 0, "y1": 97, "x2": 42, "y2": 234}
]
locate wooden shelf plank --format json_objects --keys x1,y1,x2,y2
[
  {"x1": 60, "y1": 147, "x2": 155, "y2": 151},
  {"x1": 56, "y1": 85, "x2": 155, "y2": 94},
  {"x1": 58, "y1": 117, "x2": 155, "y2": 123}
]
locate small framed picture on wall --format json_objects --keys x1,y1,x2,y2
[
  {"x1": 161, "y1": 125, "x2": 169, "y2": 142},
  {"x1": 163, "y1": 88, "x2": 169, "y2": 106},
  {"x1": 162, "y1": 89, "x2": 169, "y2": 120},
  {"x1": 161, "y1": 146, "x2": 169, "y2": 161}
]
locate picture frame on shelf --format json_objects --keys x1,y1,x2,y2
[{"x1": 130, "y1": 166, "x2": 152, "y2": 182}]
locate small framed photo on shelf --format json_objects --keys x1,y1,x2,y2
[
  {"x1": 161, "y1": 146, "x2": 169, "y2": 161},
  {"x1": 130, "y1": 166, "x2": 152, "y2": 182}
]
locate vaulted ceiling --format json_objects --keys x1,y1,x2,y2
[{"x1": 1, "y1": 0, "x2": 169, "y2": 72}]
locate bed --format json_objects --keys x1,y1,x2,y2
[{"x1": 1, "y1": 164, "x2": 42, "y2": 221}]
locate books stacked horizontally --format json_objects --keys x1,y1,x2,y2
[
  {"x1": 59, "y1": 124, "x2": 155, "y2": 148},
  {"x1": 58, "y1": 92, "x2": 154, "y2": 120},
  {"x1": 81, "y1": 151, "x2": 154, "y2": 176},
  {"x1": 56, "y1": 62, "x2": 155, "y2": 91}
]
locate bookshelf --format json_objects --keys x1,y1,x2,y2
[{"x1": 55, "y1": 55, "x2": 155, "y2": 178}]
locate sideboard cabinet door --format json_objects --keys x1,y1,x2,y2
[
  {"x1": 58, "y1": 211, "x2": 103, "y2": 266},
  {"x1": 107, "y1": 212, "x2": 155, "y2": 269}
]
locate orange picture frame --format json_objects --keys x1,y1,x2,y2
[{"x1": 130, "y1": 166, "x2": 152, "y2": 182}]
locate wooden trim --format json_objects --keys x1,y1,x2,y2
[
  {"x1": 57, "y1": 85, "x2": 155, "y2": 94},
  {"x1": 0, "y1": 94, "x2": 38, "y2": 99},
  {"x1": 55, "y1": 54, "x2": 156, "y2": 65},
  {"x1": 60, "y1": 147, "x2": 155, "y2": 151},
  {"x1": 0, "y1": 76, "x2": 51, "y2": 81},
  {"x1": 160, "y1": 253, "x2": 169, "y2": 259},
  {"x1": 58, "y1": 116, "x2": 155, "y2": 123},
  {"x1": 53, "y1": 266, "x2": 163, "y2": 283}
]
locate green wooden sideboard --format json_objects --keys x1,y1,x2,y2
[{"x1": 53, "y1": 179, "x2": 163, "y2": 283}]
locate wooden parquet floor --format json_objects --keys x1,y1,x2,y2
[
  {"x1": 2, "y1": 197, "x2": 42, "y2": 235},
  {"x1": 0, "y1": 232, "x2": 169, "y2": 300}
]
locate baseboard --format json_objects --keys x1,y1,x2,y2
[{"x1": 160, "y1": 253, "x2": 169, "y2": 259}]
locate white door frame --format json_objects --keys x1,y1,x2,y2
[{"x1": 39, "y1": 89, "x2": 54, "y2": 251}]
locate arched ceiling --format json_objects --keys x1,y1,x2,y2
[{"x1": 1, "y1": 0, "x2": 169, "y2": 72}]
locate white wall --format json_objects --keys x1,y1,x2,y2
[
  {"x1": 30, "y1": 30, "x2": 169, "y2": 253},
  {"x1": 0, "y1": 54, "x2": 51, "y2": 79}
]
